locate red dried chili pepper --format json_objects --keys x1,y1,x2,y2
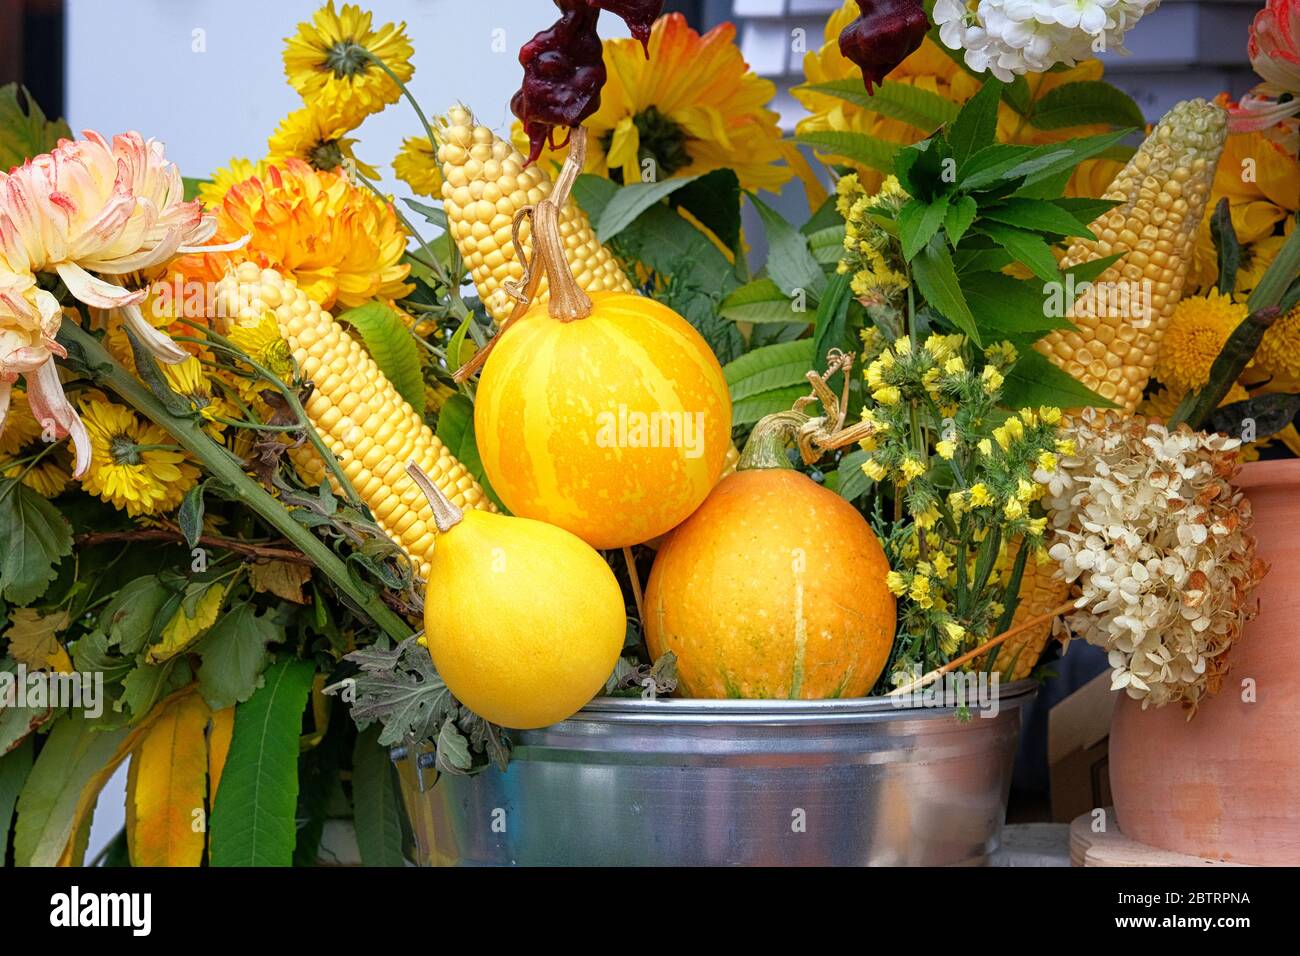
[
  {"x1": 838, "y1": 0, "x2": 929, "y2": 94},
  {"x1": 588, "y1": 1, "x2": 663, "y2": 52},
  {"x1": 512, "y1": 0, "x2": 606, "y2": 165}
]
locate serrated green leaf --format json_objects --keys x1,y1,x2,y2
[
  {"x1": 1029, "y1": 81, "x2": 1145, "y2": 131},
  {"x1": 944, "y1": 194, "x2": 978, "y2": 246},
  {"x1": 796, "y1": 79, "x2": 958, "y2": 132},
  {"x1": 594, "y1": 175, "x2": 701, "y2": 243},
  {"x1": 962, "y1": 271, "x2": 1073, "y2": 336},
  {"x1": 435, "y1": 393, "x2": 505, "y2": 511},
  {"x1": 402, "y1": 197, "x2": 446, "y2": 229},
  {"x1": 99, "y1": 576, "x2": 172, "y2": 656},
  {"x1": 795, "y1": 130, "x2": 900, "y2": 175},
  {"x1": 336, "y1": 303, "x2": 425, "y2": 410},
  {"x1": 899, "y1": 196, "x2": 950, "y2": 261},
  {"x1": 0, "y1": 84, "x2": 70, "y2": 169},
  {"x1": 720, "y1": 278, "x2": 810, "y2": 324},
  {"x1": 1051, "y1": 197, "x2": 1120, "y2": 225},
  {"x1": 1063, "y1": 253, "x2": 1123, "y2": 285},
  {"x1": 723, "y1": 339, "x2": 817, "y2": 400},
  {"x1": 981, "y1": 198, "x2": 1095, "y2": 237},
  {"x1": 177, "y1": 482, "x2": 206, "y2": 550},
  {"x1": 1016, "y1": 131, "x2": 1132, "y2": 190},
  {"x1": 750, "y1": 193, "x2": 827, "y2": 299},
  {"x1": 812, "y1": 272, "x2": 855, "y2": 381},
  {"x1": 352, "y1": 725, "x2": 407, "y2": 866},
  {"x1": 210, "y1": 659, "x2": 315, "y2": 867},
  {"x1": 195, "y1": 603, "x2": 281, "y2": 710},
  {"x1": 435, "y1": 717, "x2": 473, "y2": 774},
  {"x1": 1002, "y1": 349, "x2": 1117, "y2": 410},
  {"x1": 911, "y1": 236, "x2": 980, "y2": 343},
  {"x1": 807, "y1": 224, "x2": 848, "y2": 265},
  {"x1": 0, "y1": 479, "x2": 73, "y2": 606},
  {"x1": 833, "y1": 449, "x2": 874, "y2": 502},
  {"x1": 948, "y1": 77, "x2": 1002, "y2": 165},
  {"x1": 571, "y1": 173, "x2": 619, "y2": 223},
  {"x1": 976, "y1": 222, "x2": 1061, "y2": 282},
  {"x1": 731, "y1": 386, "x2": 811, "y2": 428}
]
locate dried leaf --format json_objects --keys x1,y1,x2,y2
[
  {"x1": 148, "y1": 580, "x2": 228, "y2": 663},
  {"x1": 3, "y1": 608, "x2": 72, "y2": 672},
  {"x1": 248, "y1": 559, "x2": 312, "y2": 604},
  {"x1": 126, "y1": 691, "x2": 210, "y2": 867}
]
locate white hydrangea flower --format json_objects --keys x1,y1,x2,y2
[
  {"x1": 1040, "y1": 409, "x2": 1267, "y2": 714},
  {"x1": 933, "y1": 0, "x2": 1163, "y2": 79}
]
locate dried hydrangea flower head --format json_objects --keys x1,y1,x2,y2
[{"x1": 1038, "y1": 409, "x2": 1268, "y2": 714}]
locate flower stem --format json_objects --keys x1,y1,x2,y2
[{"x1": 59, "y1": 317, "x2": 413, "y2": 643}]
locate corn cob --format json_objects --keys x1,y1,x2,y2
[
  {"x1": 215, "y1": 262, "x2": 494, "y2": 580},
  {"x1": 438, "y1": 105, "x2": 634, "y2": 325},
  {"x1": 1035, "y1": 99, "x2": 1227, "y2": 414},
  {"x1": 984, "y1": 543, "x2": 1070, "y2": 680}
]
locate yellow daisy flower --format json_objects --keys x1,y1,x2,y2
[
  {"x1": 79, "y1": 399, "x2": 200, "y2": 517},
  {"x1": 0, "y1": 389, "x2": 42, "y2": 455},
  {"x1": 162, "y1": 357, "x2": 231, "y2": 432},
  {"x1": 268, "y1": 105, "x2": 378, "y2": 179},
  {"x1": 1153, "y1": 289, "x2": 1247, "y2": 392},
  {"x1": 3, "y1": 456, "x2": 71, "y2": 497},
  {"x1": 393, "y1": 136, "x2": 442, "y2": 197},
  {"x1": 227, "y1": 314, "x2": 296, "y2": 381},
  {"x1": 283, "y1": 2, "x2": 414, "y2": 123},
  {"x1": 1255, "y1": 304, "x2": 1300, "y2": 381},
  {"x1": 512, "y1": 14, "x2": 795, "y2": 195}
]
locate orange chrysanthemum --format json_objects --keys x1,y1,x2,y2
[{"x1": 175, "y1": 158, "x2": 411, "y2": 311}]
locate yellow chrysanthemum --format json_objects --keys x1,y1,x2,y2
[
  {"x1": 512, "y1": 14, "x2": 794, "y2": 195},
  {"x1": 1153, "y1": 289, "x2": 1248, "y2": 392},
  {"x1": 162, "y1": 357, "x2": 230, "y2": 431},
  {"x1": 227, "y1": 314, "x2": 296, "y2": 383},
  {"x1": 199, "y1": 158, "x2": 271, "y2": 210},
  {"x1": 0, "y1": 388, "x2": 41, "y2": 454},
  {"x1": 793, "y1": 1, "x2": 1123, "y2": 196},
  {"x1": 3, "y1": 456, "x2": 71, "y2": 497},
  {"x1": 393, "y1": 136, "x2": 442, "y2": 197},
  {"x1": 268, "y1": 104, "x2": 378, "y2": 179},
  {"x1": 79, "y1": 399, "x2": 200, "y2": 517},
  {"x1": 1255, "y1": 304, "x2": 1300, "y2": 380},
  {"x1": 283, "y1": 1, "x2": 414, "y2": 123},
  {"x1": 173, "y1": 159, "x2": 411, "y2": 311}
]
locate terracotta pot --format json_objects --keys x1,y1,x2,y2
[{"x1": 1108, "y1": 458, "x2": 1300, "y2": 865}]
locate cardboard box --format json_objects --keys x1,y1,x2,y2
[{"x1": 1048, "y1": 672, "x2": 1115, "y2": 823}]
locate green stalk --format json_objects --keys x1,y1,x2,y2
[{"x1": 59, "y1": 318, "x2": 413, "y2": 643}]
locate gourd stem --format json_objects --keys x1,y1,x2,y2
[
  {"x1": 737, "y1": 411, "x2": 809, "y2": 471},
  {"x1": 405, "y1": 461, "x2": 463, "y2": 533},
  {"x1": 536, "y1": 128, "x2": 593, "y2": 323}
]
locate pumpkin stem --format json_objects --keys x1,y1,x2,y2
[
  {"x1": 406, "y1": 461, "x2": 463, "y2": 533},
  {"x1": 737, "y1": 411, "x2": 807, "y2": 471},
  {"x1": 533, "y1": 127, "x2": 593, "y2": 323}
]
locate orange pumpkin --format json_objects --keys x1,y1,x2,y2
[
  {"x1": 473, "y1": 177, "x2": 731, "y2": 550},
  {"x1": 644, "y1": 467, "x2": 896, "y2": 699}
]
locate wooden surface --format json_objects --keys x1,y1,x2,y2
[{"x1": 1070, "y1": 810, "x2": 1251, "y2": 867}]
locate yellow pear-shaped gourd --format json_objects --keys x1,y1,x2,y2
[{"x1": 406, "y1": 463, "x2": 626, "y2": 729}]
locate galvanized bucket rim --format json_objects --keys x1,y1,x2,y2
[{"x1": 574, "y1": 678, "x2": 1038, "y2": 720}]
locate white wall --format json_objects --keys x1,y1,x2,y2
[{"x1": 66, "y1": 0, "x2": 625, "y2": 192}]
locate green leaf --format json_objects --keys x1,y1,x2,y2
[
  {"x1": 182, "y1": 177, "x2": 210, "y2": 203},
  {"x1": 750, "y1": 193, "x2": 827, "y2": 299},
  {"x1": 732, "y1": 386, "x2": 811, "y2": 429},
  {"x1": 911, "y1": 236, "x2": 980, "y2": 343},
  {"x1": 402, "y1": 197, "x2": 447, "y2": 229},
  {"x1": 1016, "y1": 131, "x2": 1132, "y2": 190},
  {"x1": 0, "y1": 84, "x2": 70, "y2": 169},
  {"x1": 1050, "y1": 196, "x2": 1120, "y2": 225},
  {"x1": 351, "y1": 725, "x2": 407, "y2": 866},
  {"x1": 720, "y1": 278, "x2": 810, "y2": 324},
  {"x1": 445, "y1": 310, "x2": 474, "y2": 371},
  {"x1": 436, "y1": 394, "x2": 506, "y2": 511},
  {"x1": 833, "y1": 450, "x2": 874, "y2": 502},
  {"x1": 1063, "y1": 253, "x2": 1123, "y2": 285},
  {"x1": 944, "y1": 194, "x2": 978, "y2": 246},
  {"x1": 210, "y1": 659, "x2": 316, "y2": 867},
  {"x1": 177, "y1": 482, "x2": 206, "y2": 550},
  {"x1": 0, "y1": 479, "x2": 73, "y2": 606},
  {"x1": 807, "y1": 225, "x2": 848, "y2": 265},
  {"x1": 898, "y1": 196, "x2": 950, "y2": 261},
  {"x1": 812, "y1": 272, "x2": 855, "y2": 381},
  {"x1": 1211, "y1": 198, "x2": 1241, "y2": 297},
  {"x1": 723, "y1": 339, "x2": 817, "y2": 401},
  {"x1": 794, "y1": 130, "x2": 900, "y2": 175},
  {"x1": 0, "y1": 736, "x2": 33, "y2": 863},
  {"x1": 570, "y1": 173, "x2": 619, "y2": 223},
  {"x1": 1002, "y1": 349, "x2": 1117, "y2": 410},
  {"x1": 948, "y1": 77, "x2": 1003, "y2": 165},
  {"x1": 99, "y1": 576, "x2": 172, "y2": 656},
  {"x1": 1, "y1": 659, "x2": 52, "y2": 756},
  {"x1": 669, "y1": 169, "x2": 742, "y2": 261},
  {"x1": 594, "y1": 175, "x2": 700, "y2": 243},
  {"x1": 195, "y1": 603, "x2": 282, "y2": 710},
  {"x1": 1029, "y1": 81, "x2": 1145, "y2": 131},
  {"x1": 795, "y1": 79, "x2": 958, "y2": 131},
  {"x1": 962, "y1": 271, "x2": 1073, "y2": 336},
  {"x1": 976, "y1": 222, "x2": 1061, "y2": 282},
  {"x1": 981, "y1": 198, "x2": 1094, "y2": 237},
  {"x1": 13, "y1": 714, "x2": 132, "y2": 867},
  {"x1": 1248, "y1": 215, "x2": 1300, "y2": 312},
  {"x1": 435, "y1": 717, "x2": 473, "y2": 774},
  {"x1": 335, "y1": 303, "x2": 425, "y2": 411},
  {"x1": 958, "y1": 143, "x2": 1036, "y2": 190}
]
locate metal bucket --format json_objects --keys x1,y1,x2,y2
[{"x1": 394, "y1": 680, "x2": 1037, "y2": 866}]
